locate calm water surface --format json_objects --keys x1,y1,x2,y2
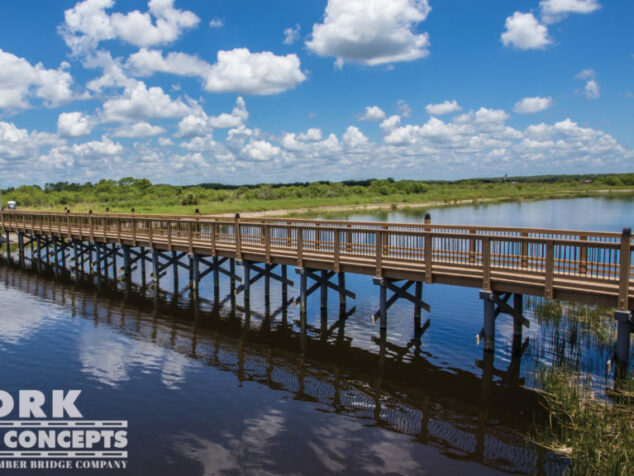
[{"x1": 0, "y1": 196, "x2": 632, "y2": 475}]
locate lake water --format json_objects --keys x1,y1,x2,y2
[{"x1": 0, "y1": 196, "x2": 632, "y2": 475}]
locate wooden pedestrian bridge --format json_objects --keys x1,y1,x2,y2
[{"x1": 1, "y1": 210, "x2": 632, "y2": 365}]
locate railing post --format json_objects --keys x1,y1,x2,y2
[
  {"x1": 578, "y1": 234, "x2": 587, "y2": 275},
  {"x1": 168, "y1": 221, "x2": 173, "y2": 250},
  {"x1": 482, "y1": 236, "x2": 491, "y2": 291},
  {"x1": 234, "y1": 213, "x2": 242, "y2": 261},
  {"x1": 116, "y1": 217, "x2": 122, "y2": 244},
  {"x1": 211, "y1": 221, "x2": 217, "y2": 257},
  {"x1": 521, "y1": 232, "x2": 528, "y2": 269},
  {"x1": 89, "y1": 211, "x2": 94, "y2": 242},
  {"x1": 66, "y1": 210, "x2": 71, "y2": 236},
  {"x1": 297, "y1": 227, "x2": 304, "y2": 268},
  {"x1": 424, "y1": 231, "x2": 433, "y2": 284},
  {"x1": 148, "y1": 219, "x2": 153, "y2": 246},
  {"x1": 346, "y1": 223, "x2": 352, "y2": 253},
  {"x1": 286, "y1": 221, "x2": 292, "y2": 248},
  {"x1": 334, "y1": 229, "x2": 340, "y2": 273},
  {"x1": 469, "y1": 228, "x2": 476, "y2": 264},
  {"x1": 188, "y1": 221, "x2": 194, "y2": 253},
  {"x1": 618, "y1": 228, "x2": 631, "y2": 310},
  {"x1": 131, "y1": 217, "x2": 137, "y2": 246},
  {"x1": 264, "y1": 224, "x2": 271, "y2": 264},
  {"x1": 315, "y1": 223, "x2": 320, "y2": 251},
  {"x1": 375, "y1": 230, "x2": 383, "y2": 277},
  {"x1": 545, "y1": 240, "x2": 555, "y2": 300}
]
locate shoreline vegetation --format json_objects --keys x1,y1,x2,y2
[
  {"x1": 1, "y1": 173, "x2": 633, "y2": 217},
  {"x1": 532, "y1": 303, "x2": 633, "y2": 474}
]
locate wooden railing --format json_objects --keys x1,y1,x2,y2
[{"x1": 1, "y1": 210, "x2": 632, "y2": 309}]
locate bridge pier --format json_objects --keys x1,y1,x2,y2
[
  {"x1": 17, "y1": 232, "x2": 24, "y2": 267},
  {"x1": 236, "y1": 262, "x2": 293, "y2": 305},
  {"x1": 614, "y1": 310, "x2": 632, "y2": 374},
  {"x1": 4, "y1": 229, "x2": 11, "y2": 263},
  {"x1": 294, "y1": 268, "x2": 355, "y2": 315},
  {"x1": 372, "y1": 278, "x2": 430, "y2": 332},
  {"x1": 479, "y1": 291, "x2": 529, "y2": 352}
]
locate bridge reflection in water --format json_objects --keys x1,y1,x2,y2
[{"x1": 0, "y1": 264, "x2": 566, "y2": 475}]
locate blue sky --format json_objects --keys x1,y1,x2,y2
[{"x1": 0, "y1": 0, "x2": 632, "y2": 187}]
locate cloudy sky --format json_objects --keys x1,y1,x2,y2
[{"x1": 0, "y1": 0, "x2": 632, "y2": 187}]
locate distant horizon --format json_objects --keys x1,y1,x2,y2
[
  {"x1": 3, "y1": 171, "x2": 633, "y2": 192},
  {"x1": 1, "y1": 1, "x2": 633, "y2": 188}
]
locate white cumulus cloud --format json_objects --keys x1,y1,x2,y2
[
  {"x1": 540, "y1": 0, "x2": 601, "y2": 24},
  {"x1": 501, "y1": 12, "x2": 552, "y2": 50},
  {"x1": 58, "y1": 112, "x2": 93, "y2": 137},
  {"x1": 425, "y1": 100, "x2": 461, "y2": 115},
  {"x1": 0, "y1": 49, "x2": 74, "y2": 109},
  {"x1": 358, "y1": 105, "x2": 386, "y2": 122},
  {"x1": 126, "y1": 48, "x2": 210, "y2": 77},
  {"x1": 203, "y1": 48, "x2": 306, "y2": 95},
  {"x1": 102, "y1": 80, "x2": 190, "y2": 122},
  {"x1": 176, "y1": 97, "x2": 248, "y2": 138},
  {"x1": 61, "y1": 0, "x2": 200, "y2": 54},
  {"x1": 513, "y1": 96, "x2": 552, "y2": 114},
  {"x1": 113, "y1": 121, "x2": 165, "y2": 137},
  {"x1": 241, "y1": 140, "x2": 281, "y2": 161},
  {"x1": 306, "y1": 0, "x2": 431, "y2": 67}
]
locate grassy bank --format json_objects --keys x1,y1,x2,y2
[{"x1": 2, "y1": 173, "x2": 633, "y2": 215}]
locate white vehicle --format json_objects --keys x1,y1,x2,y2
[{"x1": 7, "y1": 200, "x2": 16, "y2": 210}]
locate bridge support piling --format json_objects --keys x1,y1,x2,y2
[
  {"x1": 123, "y1": 246, "x2": 131, "y2": 281},
  {"x1": 111, "y1": 244, "x2": 117, "y2": 278},
  {"x1": 87, "y1": 242, "x2": 93, "y2": 276},
  {"x1": 96, "y1": 242, "x2": 102, "y2": 277},
  {"x1": 298, "y1": 268, "x2": 307, "y2": 314},
  {"x1": 282, "y1": 265, "x2": 288, "y2": 303},
  {"x1": 213, "y1": 257, "x2": 219, "y2": 296},
  {"x1": 53, "y1": 239, "x2": 60, "y2": 274},
  {"x1": 72, "y1": 240, "x2": 79, "y2": 275},
  {"x1": 295, "y1": 268, "x2": 354, "y2": 314},
  {"x1": 372, "y1": 278, "x2": 429, "y2": 331},
  {"x1": 191, "y1": 254, "x2": 200, "y2": 297},
  {"x1": 379, "y1": 280, "x2": 387, "y2": 330},
  {"x1": 35, "y1": 235, "x2": 42, "y2": 268},
  {"x1": 242, "y1": 261, "x2": 251, "y2": 303},
  {"x1": 140, "y1": 247, "x2": 146, "y2": 287},
  {"x1": 5, "y1": 230, "x2": 10, "y2": 263},
  {"x1": 230, "y1": 259, "x2": 236, "y2": 294},
  {"x1": 479, "y1": 291, "x2": 529, "y2": 353},
  {"x1": 414, "y1": 281, "x2": 422, "y2": 330},
  {"x1": 614, "y1": 310, "x2": 632, "y2": 373},
  {"x1": 512, "y1": 294, "x2": 524, "y2": 356},
  {"x1": 171, "y1": 251, "x2": 179, "y2": 293},
  {"x1": 338, "y1": 273, "x2": 346, "y2": 310},
  {"x1": 152, "y1": 249, "x2": 160, "y2": 289},
  {"x1": 17, "y1": 232, "x2": 24, "y2": 267},
  {"x1": 481, "y1": 291, "x2": 496, "y2": 352},
  {"x1": 320, "y1": 270, "x2": 328, "y2": 310}
]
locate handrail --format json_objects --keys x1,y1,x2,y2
[
  {"x1": 0, "y1": 209, "x2": 624, "y2": 239},
  {"x1": 1, "y1": 210, "x2": 631, "y2": 309}
]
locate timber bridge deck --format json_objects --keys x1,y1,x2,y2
[{"x1": 1, "y1": 210, "x2": 632, "y2": 366}]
